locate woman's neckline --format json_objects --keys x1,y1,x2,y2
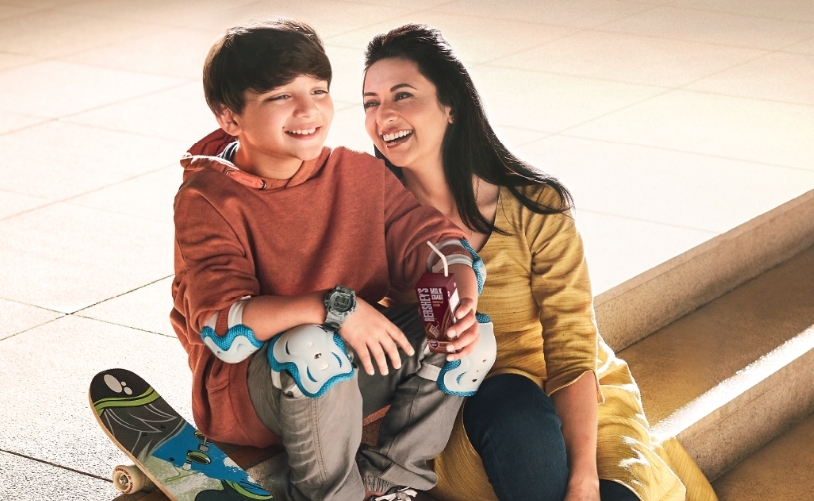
[{"x1": 468, "y1": 185, "x2": 502, "y2": 254}]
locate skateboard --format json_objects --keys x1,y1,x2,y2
[{"x1": 89, "y1": 368, "x2": 274, "y2": 501}]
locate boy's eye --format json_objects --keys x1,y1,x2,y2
[
  {"x1": 313, "y1": 89, "x2": 329, "y2": 95},
  {"x1": 268, "y1": 94, "x2": 290, "y2": 101}
]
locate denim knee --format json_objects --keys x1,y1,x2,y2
[
  {"x1": 600, "y1": 480, "x2": 640, "y2": 501},
  {"x1": 463, "y1": 374, "x2": 568, "y2": 501},
  {"x1": 464, "y1": 374, "x2": 560, "y2": 440}
]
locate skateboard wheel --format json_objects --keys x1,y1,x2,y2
[{"x1": 112, "y1": 464, "x2": 154, "y2": 494}]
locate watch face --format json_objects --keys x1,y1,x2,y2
[{"x1": 331, "y1": 293, "x2": 353, "y2": 313}]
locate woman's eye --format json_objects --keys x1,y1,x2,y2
[
  {"x1": 394, "y1": 92, "x2": 412, "y2": 101},
  {"x1": 363, "y1": 100, "x2": 378, "y2": 110}
]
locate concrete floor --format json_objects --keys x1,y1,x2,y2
[{"x1": 0, "y1": 0, "x2": 813, "y2": 499}]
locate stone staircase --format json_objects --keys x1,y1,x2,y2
[
  {"x1": 603, "y1": 188, "x2": 814, "y2": 499},
  {"x1": 620, "y1": 241, "x2": 814, "y2": 487},
  {"x1": 112, "y1": 190, "x2": 814, "y2": 501}
]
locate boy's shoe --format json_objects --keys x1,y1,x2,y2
[{"x1": 368, "y1": 486, "x2": 418, "y2": 501}]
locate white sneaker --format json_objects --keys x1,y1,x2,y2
[{"x1": 370, "y1": 486, "x2": 418, "y2": 501}]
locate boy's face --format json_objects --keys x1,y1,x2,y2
[{"x1": 219, "y1": 75, "x2": 334, "y2": 177}]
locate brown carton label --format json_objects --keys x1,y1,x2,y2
[{"x1": 415, "y1": 273, "x2": 460, "y2": 353}]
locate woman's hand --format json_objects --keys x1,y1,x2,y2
[
  {"x1": 338, "y1": 298, "x2": 415, "y2": 376},
  {"x1": 563, "y1": 473, "x2": 600, "y2": 501},
  {"x1": 443, "y1": 297, "x2": 480, "y2": 361}
]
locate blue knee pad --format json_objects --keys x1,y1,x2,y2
[
  {"x1": 268, "y1": 324, "x2": 355, "y2": 398},
  {"x1": 436, "y1": 315, "x2": 497, "y2": 397}
]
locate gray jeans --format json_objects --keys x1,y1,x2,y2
[{"x1": 247, "y1": 303, "x2": 463, "y2": 501}]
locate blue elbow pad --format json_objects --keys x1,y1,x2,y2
[{"x1": 200, "y1": 298, "x2": 262, "y2": 364}]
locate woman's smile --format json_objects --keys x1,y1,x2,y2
[
  {"x1": 381, "y1": 129, "x2": 414, "y2": 145},
  {"x1": 363, "y1": 58, "x2": 452, "y2": 171}
]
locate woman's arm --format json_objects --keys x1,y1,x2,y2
[
  {"x1": 524, "y1": 185, "x2": 602, "y2": 500},
  {"x1": 551, "y1": 372, "x2": 600, "y2": 501}
]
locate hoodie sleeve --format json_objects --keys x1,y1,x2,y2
[
  {"x1": 173, "y1": 185, "x2": 260, "y2": 341},
  {"x1": 170, "y1": 176, "x2": 279, "y2": 449},
  {"x1": 381, "y1": 168, "x2": 470, "y2": 295}
]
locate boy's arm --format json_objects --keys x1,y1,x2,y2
[
  {"x1": 381, "y1": 172, "x2": 472, "y2": 288},
  {"x1": 175, "y1": 190, "x2": 325, "y2": 344},
  {"x1": 442, "y1": 262, "x2": 480, "y2": 359},
  {"x1": 240, "y1": 292, "x2": 326, "y2": 340},
  {"x1": 176, "y1": 188, "x2": 416, "y2": 373},
  {"x1": 336, "y1": 269, "x2": 479, "y2": 375},
  {"x1": 380, "y1": 171, "x2": 481, "y2": 357}
]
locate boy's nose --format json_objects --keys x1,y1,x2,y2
[{"x1": 294, "y1": 96, "x2": 318, "y2": 116}]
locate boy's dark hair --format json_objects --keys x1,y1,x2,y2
[{"x1": 204, "y1": 19, "x2": 332, "y2": 114}]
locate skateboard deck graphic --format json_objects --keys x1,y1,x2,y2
[{"x1": 90, "y1": 368, "x2": 273, "y2": 501}]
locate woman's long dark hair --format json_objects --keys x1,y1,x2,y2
[{"x1": 364, "y1": 24, "x2": 573, "y2": 235}]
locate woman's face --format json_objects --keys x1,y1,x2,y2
[{"x1": 363, "y1": 58, "x2": 452, "y2": 172}]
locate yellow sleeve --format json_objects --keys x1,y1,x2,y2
[{"x1": 524, "y1": 186, "x2": 601, "y2": 399}]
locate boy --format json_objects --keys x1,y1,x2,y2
[{"x1": 170, "y1": 19, "x2": 492, "y2": 501}]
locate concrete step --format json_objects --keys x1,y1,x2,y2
[
  {"x1": 620, "y1": 243, "x2": 814, "y2": 481},
  {"x1": 712, "y1": 411, "x2": 814, "y2": 501},
  {"x1": 597, "y1": 189, "x2": 814, "y2": 353}
]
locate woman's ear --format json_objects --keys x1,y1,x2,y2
[
  {"x1": 447, "y1": 108, "x2": 455, "y2": 124},
  {"x1": 214, "y1": 106, "x2": 242, "y2": 136}
]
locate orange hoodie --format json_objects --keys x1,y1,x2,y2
[{"x1": 171, "y1": 129, "x2": 468, "y2": 447}]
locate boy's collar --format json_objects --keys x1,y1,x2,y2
[{"x1": 182, "y1": 129, "x2": 329, "y2": 190}]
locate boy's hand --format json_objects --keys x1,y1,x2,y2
[
  {"x1": 443, "y1": 297, "x2": 480, "y2": 361},
  {"x1": 339, "y1": 299, "x2": 415, "y2": 376}
]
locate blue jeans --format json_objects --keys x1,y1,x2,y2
[{"x1": 463, "y1": 374, "x2": 639, "y2": 501}]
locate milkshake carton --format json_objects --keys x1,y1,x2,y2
[{"x1": 415, "y1": 272, "x2": 460, "y2": 354}]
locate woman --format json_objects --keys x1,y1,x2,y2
[{"x1": 361, "y1": 25, "x2": 717, "y2": 501}]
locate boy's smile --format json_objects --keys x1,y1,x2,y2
[
  {"x1": 216, "y1": 75, "x2": 334, "y2": 180},
  {"x1": 287, "y1": 127, "x2": 319, "y2": 136}
]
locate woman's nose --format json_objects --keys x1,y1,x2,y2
[{"x1": 377, "y1": 101, "x2": 396, "y2": 125}]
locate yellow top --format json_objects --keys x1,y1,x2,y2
[
  {"x1": 475, "y1": 184, "x2": 599, "y2": 396},
  {"x1": 431, "y1": 185, "x2": 718, "y2": 501}
]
